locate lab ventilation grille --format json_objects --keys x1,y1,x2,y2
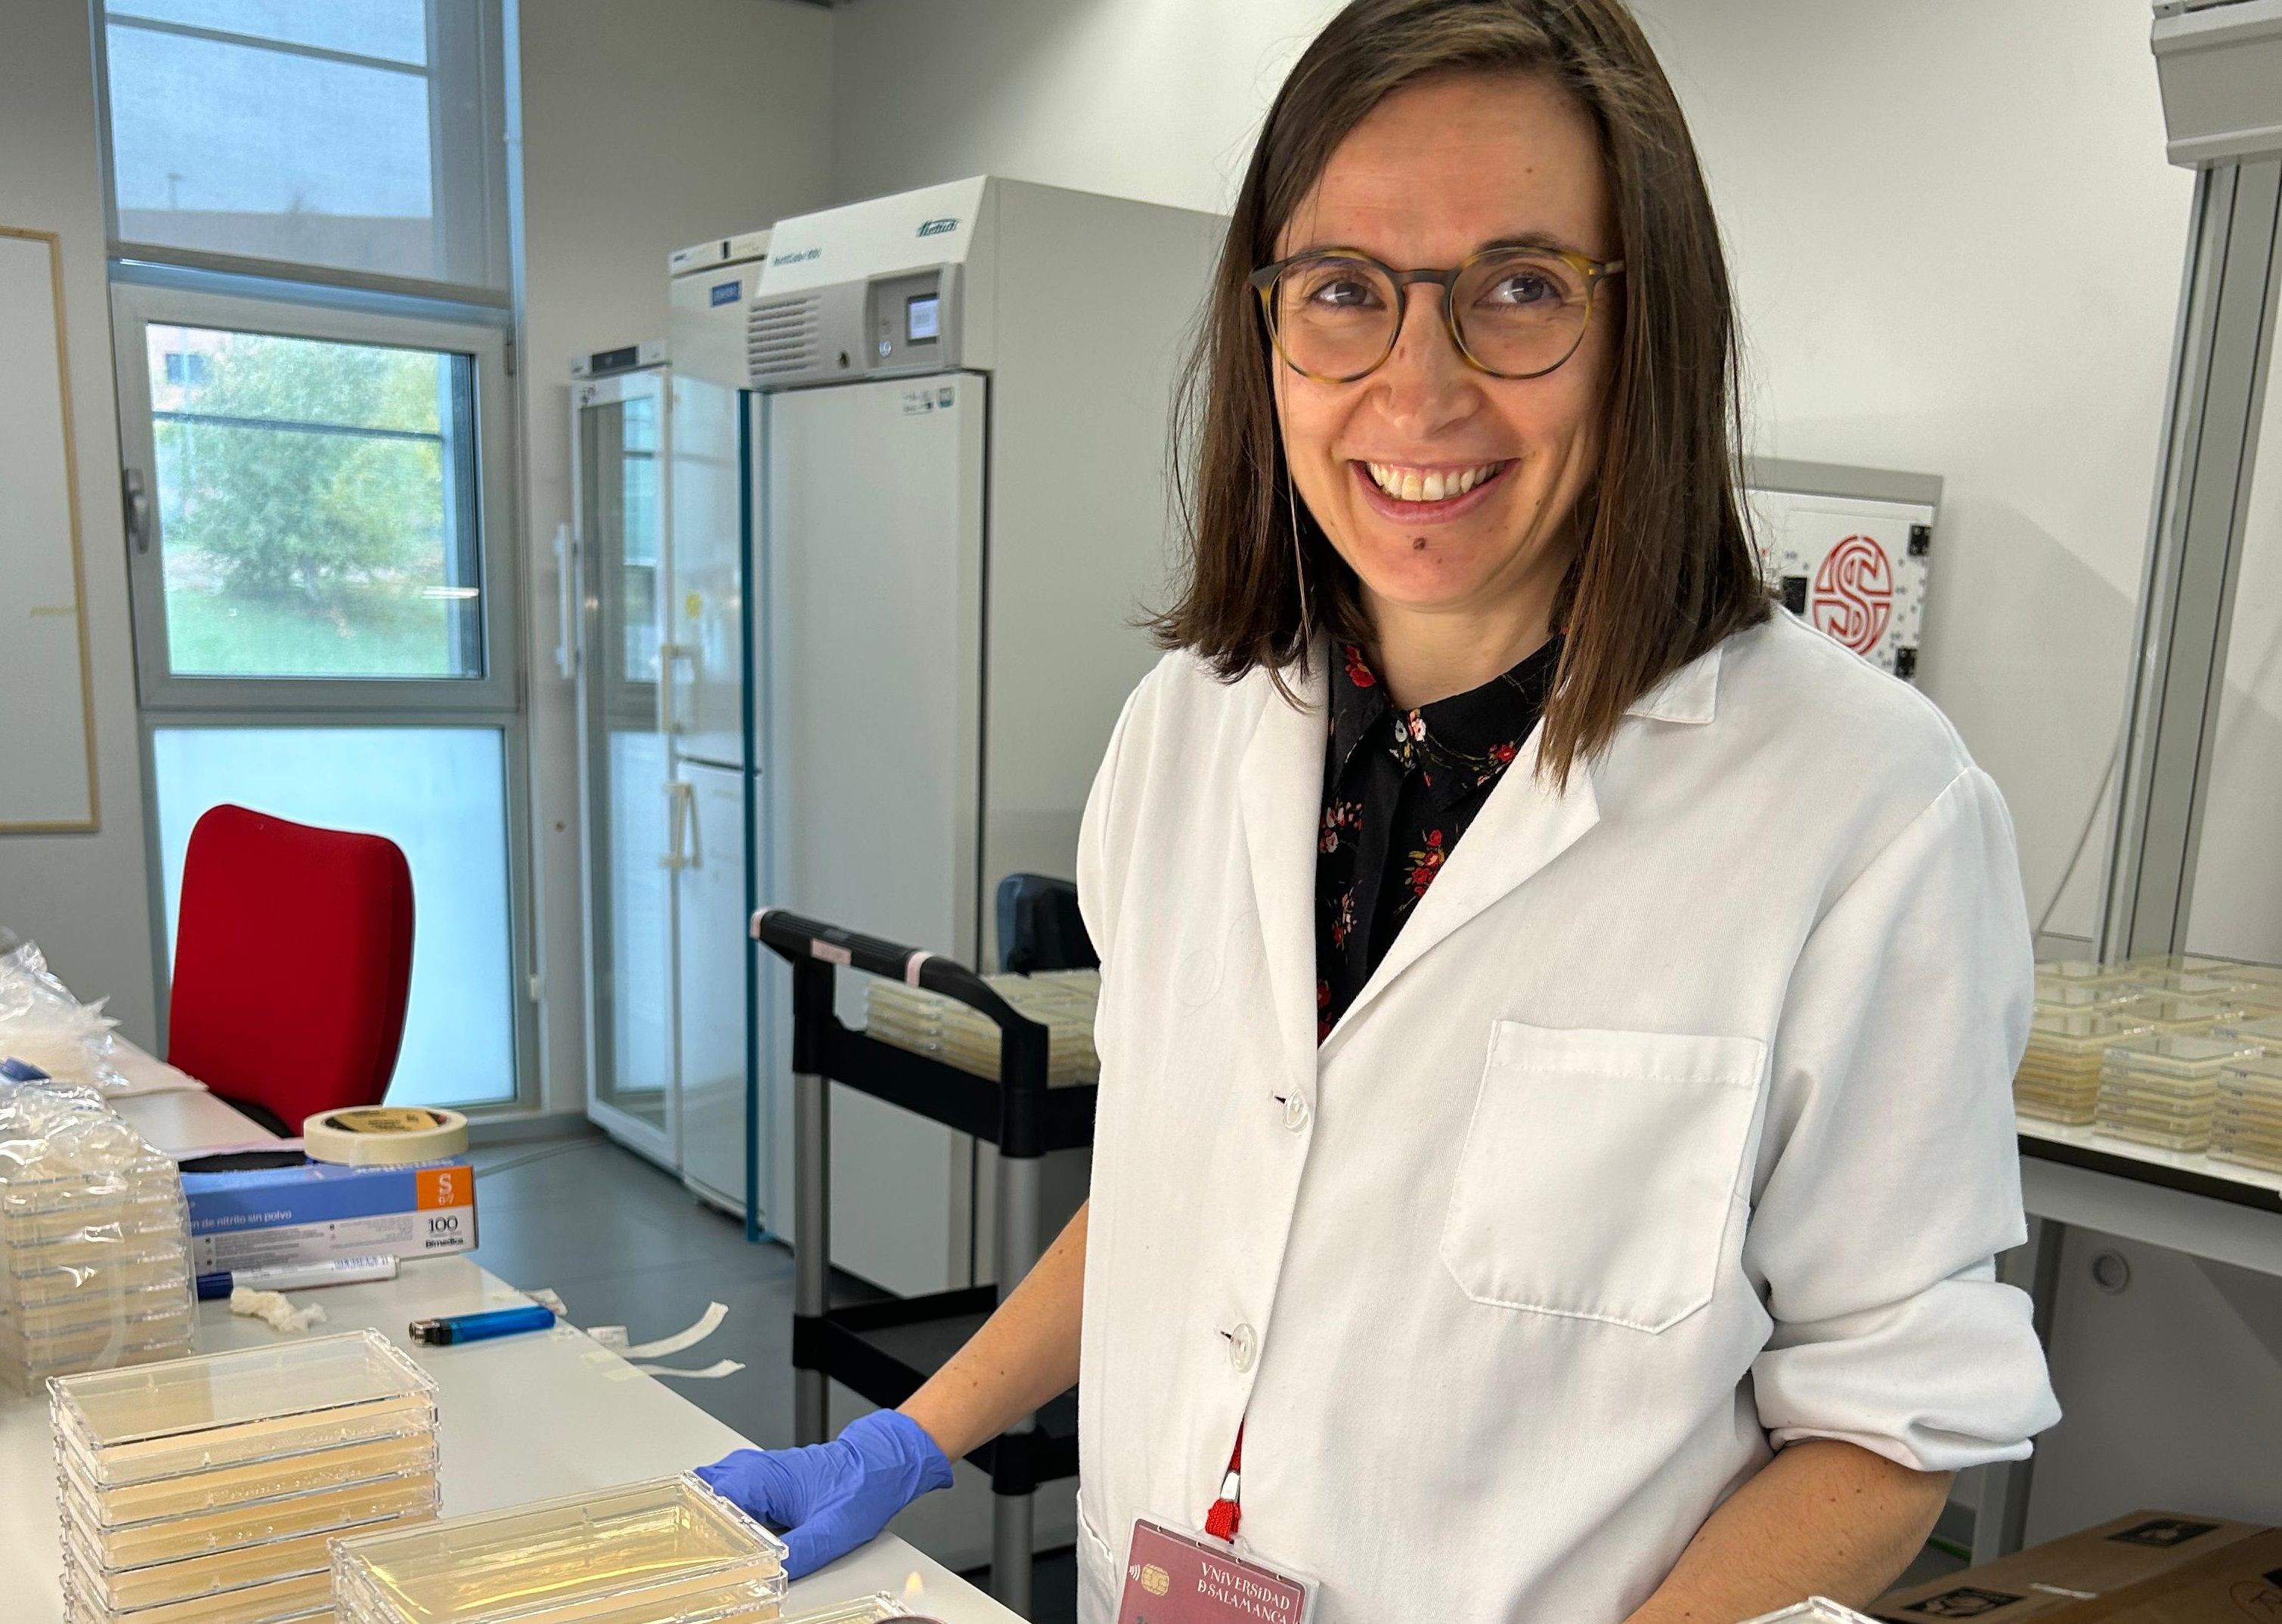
[{"x1": 748, "y1": 295, "x2": 821, "y2": 381}]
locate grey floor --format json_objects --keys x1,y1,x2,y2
[
  {"x1": 466, "y1": 1132, "x2": 1080, "y2": 1623},
  {"x1": 468, "y1": 1133, "x2": 1962, "y2": 1621}
]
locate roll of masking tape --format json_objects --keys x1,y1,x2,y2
[{"x1": 302, "y1": 1106, "x2": 469, "y2": 1167}]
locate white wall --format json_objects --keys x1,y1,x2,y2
[
  {"x1": 0, "y1": 0, "x2": 160, "y2": 1046},
  {"x1": 830, "y1": 0, "x2": 2192, "y2": 947},
  {"x1": 516, "y1": 0, "x2": 836, "y2": 1112}
]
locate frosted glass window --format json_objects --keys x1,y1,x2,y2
[
  {"x1": 152, "y1": 726, "x2": 516, "y2": 1107},
  {"x1": 104, "y1": 1, "x2": 506, "y2": 291}
]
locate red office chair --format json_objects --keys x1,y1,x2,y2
[{"x1": 167, "y1": 804, "x2": 415, "y2": 1137}]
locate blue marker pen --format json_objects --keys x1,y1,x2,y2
[{"x1": 407, "y1": 1304, "x2": 557, "y2": 1346}]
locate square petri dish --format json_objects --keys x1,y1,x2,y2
[
  {"x1": 2099, "y1": 1032, "x2": 2259, "y2": 1084},
  {"x1": 67, "y1": 1506, "x2": 433, "y2": 1610},
  {"x1": 51, "y1": 1330, "x2": 437, "y2": 1487},
  {"x1": 63, "y1": 1562, "x2": 337, "y2": 1624},
  {"x1": 65, "y1": 1469, "x2": 438, "y2": 1570},
  {"x1": 67, "y1": 1433, "x2": 440, "y2": 1529},
  {"x1": 1, "y1": 1307, "x2": 193, "y2": 1392},
  {"x1": 6, "y1": 1240, "x2": 192, "y2": 1307},
  {"x1": 331, "y1": 1474, "x2": 786, "y2": 1624},
  {"x1": 334, "y1": 1576, "x2": 791, "y2": 1624}
]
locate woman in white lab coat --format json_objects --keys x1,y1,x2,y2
[{"x1": 698, "y1": 1, "x2": 2061, "y2": 1617}]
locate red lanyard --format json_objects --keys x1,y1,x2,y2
[{"x1": 1203, "y1": 1426, "x2": 1244, "y2": 1540}]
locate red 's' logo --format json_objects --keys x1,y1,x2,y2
[{"x1": 1811, "y1": 534, "x2": 1893, "y2": 655}]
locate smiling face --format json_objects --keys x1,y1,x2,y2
[{"x1": 1272, "y1": 70, "x2": 1620, "y2": 665}]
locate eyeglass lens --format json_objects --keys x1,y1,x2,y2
[{"x1": 1268, "y1": 252, "x2": 1597, "y2": 380}]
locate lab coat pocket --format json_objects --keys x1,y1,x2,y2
[{"x1": 1440, "y1": 1020, "x2": 1766, "y2": 1332}]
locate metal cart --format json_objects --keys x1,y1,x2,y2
[{"x1": 752, "y1": 908, "x2": 1092, "y2": 1615}]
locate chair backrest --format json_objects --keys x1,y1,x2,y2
[
  {"x1": 994, "y1": 873, "x2": 1098, "y2": 974},
  {"x1": 167, "y1": 803, "x2": 414, "y2": 1131}
]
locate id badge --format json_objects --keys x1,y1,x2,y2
[{"x1": 1116, "y1": 1518, "x2": 1317, "y2": 1624}]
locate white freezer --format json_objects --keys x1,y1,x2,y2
[{"x1": 761, "y1": 373, "x2": 987, "y2": 1297}]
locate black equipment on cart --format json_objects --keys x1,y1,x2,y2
[{"x1": 752, "y1": 907, "x2": 1094, "y2": 1614}]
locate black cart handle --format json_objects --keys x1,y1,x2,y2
[{"x1": 751, "y1": 908, "x2": 1028, "y2": 1031}]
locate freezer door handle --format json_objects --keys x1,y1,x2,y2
[
  {"x1": 553, "y1": 523, "x2": 577, "y2": 679},
  {"x1": 660, "y1": 778, "x2": 695, "y2": 871},
  {"x1": 655, "y1": 642, "x2": 693, "y2": 734}
]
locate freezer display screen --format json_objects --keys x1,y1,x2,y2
[{"x1": 906, "y1": 294, "x2": 940, "y2": 343}]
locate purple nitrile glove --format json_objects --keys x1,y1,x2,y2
[{"x1": 694, "y1": 1409, "x2": 955, "y2": 1579}]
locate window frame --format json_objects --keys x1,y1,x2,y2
[
  {"x1": 91, "y1": 0, "x2": 513, "y2": 306},
  {"x1": 110, "y1": 271, "x2": 522, "y2": 716}
]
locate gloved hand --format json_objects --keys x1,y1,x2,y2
[{"x1": 695, "y1": 1409, "x2": 955, "y2": 1578}]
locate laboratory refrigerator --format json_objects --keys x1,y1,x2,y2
[{"x1": 572, "y1": 230, "x2": 769, "y2": 1217}]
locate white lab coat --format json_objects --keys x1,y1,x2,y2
[{"x1": 1070, "y1": 611, "x2": 2059, "y2": 1624}]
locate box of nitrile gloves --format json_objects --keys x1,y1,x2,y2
[{"x1": 181, "y1": 1158, "x2": 477, "y2": 1271}]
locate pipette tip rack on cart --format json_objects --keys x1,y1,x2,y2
[{"x1": 752, "y1": 908, "x2": 1093, "y2": 1615}]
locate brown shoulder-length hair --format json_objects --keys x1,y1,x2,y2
[{"x1": 1153, "y1": 0, "x2": 1769, "y2": 785}]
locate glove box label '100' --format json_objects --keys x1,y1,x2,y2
[{"x1": 1117, "y1": 1520, "x2": 1314, "y2": 1624}]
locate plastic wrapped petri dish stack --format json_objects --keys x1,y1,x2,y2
[
  {"x1": 2094, "y1": 1032, "x2": 2262, "y2": 1152},
  {"x1": 2210, "y1": 1050, "x2": 2282, "y2": 1173},
  {"x1": 865, "y1": 968, "x2": 1101, "y2": 1084},
  {"x1": 0, "y1": 1080, "x2": 196, "y2": 1391},
  {"x1": 331, "y1": 1474, "x2": 787, "y2": 1624},
  {"x1": 51, "y1": 1329, "x2": 440, "y2": 1624},
  {"x1": 2014, "y1": 1007, "x2": 2156, "y2": 1125}
]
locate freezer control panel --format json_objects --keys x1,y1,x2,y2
[{"x1": 748, "y1": 265, "x2": 963, "y2": 390}]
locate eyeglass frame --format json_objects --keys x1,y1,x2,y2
[{"x1": 1247, "y1": 243, "x2": 1625, "y2": 383}]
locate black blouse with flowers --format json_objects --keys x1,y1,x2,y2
[{"x1": 1314, "y1": 638, "x2": 1562, "y2": 1041}]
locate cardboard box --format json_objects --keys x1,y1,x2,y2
[
  {"x1": 1873, "y1": 1512, "x2": 2265, "y2": 1622},
  {"x1": 2059, "y1": 1526, "x2": 2282, "y2": 1622},
  {"x1": 182, "y1": 1159, "x2": 476, "y2": 1271}
]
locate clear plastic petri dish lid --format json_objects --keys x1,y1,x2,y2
[
  {"x1": 2027, "y1": 1007, "x2": 2155, "y2": 1053},
  {"x1": 5, "y1": 1244, "x2": 192, "y2": 1308},
  {"x1": 51, "y1": 1329, "x2": 437, "y2": 1486},
  {"x1": 331, "y1": 1473, "x2": 787, "y2": 1624},
  {"x1": 61, "y1": 1563, "x2": 336, "y2": 1624},
  {"x1": 67, "y1": 1431, "x2": 441, "y2": 1528},
  {"x1": 2099, "y1": 1031, "x2": 2259, "y2": 1080},
  {"x1": 63, "y1": 1465, "x2": 438, "y2": 1571},
  {"x1": 335, "y1": 1573, "x2": 792, "y2": 1624}
]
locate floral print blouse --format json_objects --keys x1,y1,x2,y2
[{"x1": 1314, "y1": 637, "x2": 1562, "y2": 1041}]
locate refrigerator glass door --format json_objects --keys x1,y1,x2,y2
[
  {"x1": 678, "y1": 761, "x2": 751, "y2": 1214},
  {"x1": 577, "y1": 372, "x2": 677, "y2": 1168},
  {"x1": 760, "y1": 373, "x2": 986, "y2": 1295},
  {"x1": 666, "y1": 374, "x2": 746, "y2": 769}
]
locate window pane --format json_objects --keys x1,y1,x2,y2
[
  {"x1": 103, "y1": 2, "x2": 502, "y2": 289},
  {"x1": 147, "y1": 323, "x2": 484, "y2": 679},
  {"x1": 152, "y1": 726, "x2": 516, "y2": 1108},
  {"x1": 110, "y1": 1, "x2": 427, "y2": 67}
]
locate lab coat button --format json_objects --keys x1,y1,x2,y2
[
  {"x1": 1228, "y1": 1322, "x2": 1258, "y2": 1373},
  {"x1": 1281, "y1": 1093, "x2": 1310, "y2": 1132}
]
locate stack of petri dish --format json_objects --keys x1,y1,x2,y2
[
  {"x1": 0, "y1": 1081, "x2": 194, "y2": 1391},
  {"x1": 2014, "y1": 1003, "x2": 2154, "y2": 1125},
  {"x1": 51, "y1": 1330, "x2": 440, "y2": 1624},
  {"x1": 2094, "y1": 1032, "x2": 2263, "y2": 1152},
  {"x1": 865, "y1": 968, "x2": 1100, "y2": 1084},
  {"x1": 2209, "y1": 1049, "x2": 2282, "y2": 1173},
  {"x1": 332, "y1": 1474, "x2": 786, "y2": 1624}
]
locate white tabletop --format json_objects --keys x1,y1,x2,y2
[{"x1": 1, "y1": 1097, "x2": 1017, "y2": 1622}]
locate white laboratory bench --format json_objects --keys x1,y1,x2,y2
[{"x1": 0, "y1": 1072, "x2": 1018, "y2": 1624}]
